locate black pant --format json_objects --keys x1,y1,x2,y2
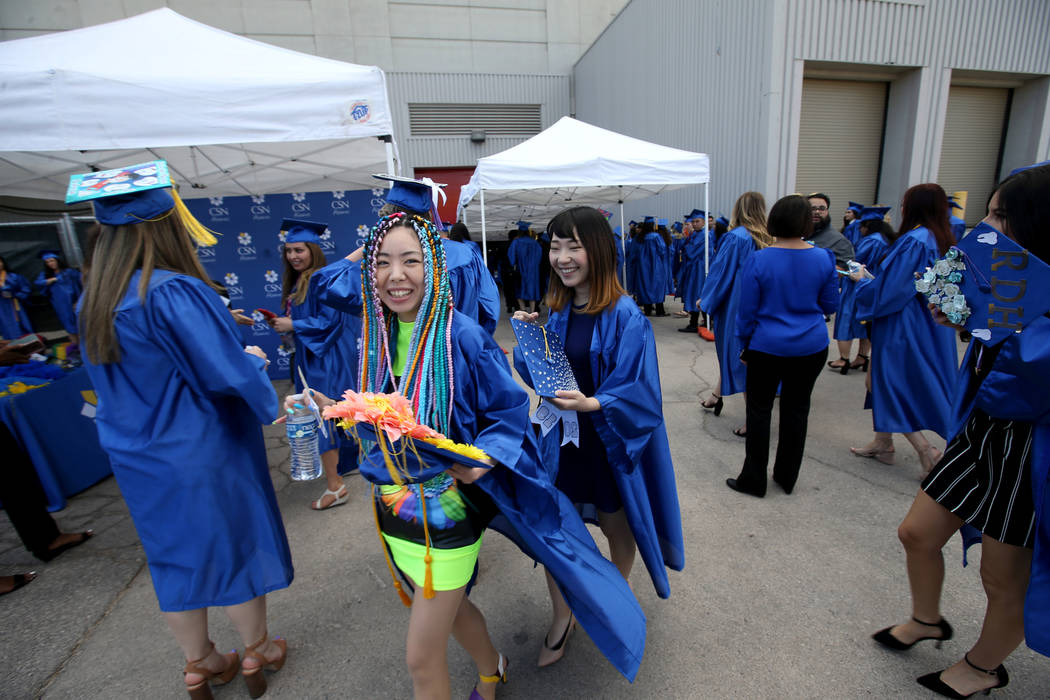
[
  {"x1": 736, "y1": 348, "x2": 827, "y2": 495},
  {"x1": 0, "y1": 422, "x2": 60, "y2": 554}
]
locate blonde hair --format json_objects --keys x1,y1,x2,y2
[
  {"x1": 79, "y1": 217, "x2": 220, "y2": 364},
  {"x1": 731, "y1": 191, "x2": 773, "y2": 248},
  {"x1": 281, "y1": 242, "x2": 327, "y2": 307}
]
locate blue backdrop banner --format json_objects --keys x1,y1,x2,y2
[{"x1": 185, "y1": 188, "x2": 386, "y2": 379}]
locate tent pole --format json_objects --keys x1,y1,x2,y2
[
  {"x1": 384, "y1": 139, "x2": 396, "y2": 176},
  {"x1": 704, "y1": 181, "x2": 711, "y2": 329},
  {"x1": 480, "y1": 189, "x2": 488, "y2": 269},
  {"x1": 619, "y1": 199, "x2": 626, "y2": 288}
]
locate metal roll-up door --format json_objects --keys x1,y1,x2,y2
[
  {"x1": 938, "y1": 86, "x2": 1010, "y2": 227},
  {"x1": 796, "y1": 79, "x2": 887, "y2": 220}
]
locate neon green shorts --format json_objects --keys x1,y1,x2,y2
[{"x1": 382, "y1": 533, "x2": 483, "y2": 591}]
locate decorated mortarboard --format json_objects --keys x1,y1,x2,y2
[
  {"x1": 65, "y1": 160, "x2": 217, "y2": 245},
  {"x1": 510, "y1": 318, "x2": 579, "y2": 398},
  {"x1": 516, "y1": 221, "x2": 532, "y2": 232},
  {"x1": 859, "y1": 206, "x2": 890, "y2": 222},
  {"x1": 373, "y1": 173, "x2": 447, "y2": 229},
  {"x1": 38, "y1": 249, "x2": 60, "y2": 260},
  {"x1": 281, "y1": 218, "x2": 328, "y2": 244},
  {"x1": 848, "y1": 201, "x2": 864, "y2": 214},
  {"x1": 657, "y1": 217, "x2": 669, "y2": 227},
  {"x1": 914, "y1": 221, "x2": 1050, "y2": 345},
  {"x1": 1008, "y1": 160, "x2": 1050, "y2": 177}
]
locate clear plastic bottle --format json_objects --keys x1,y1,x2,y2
[{"x1": 286, "y1": 399, "x2": 322, "y2": 481}]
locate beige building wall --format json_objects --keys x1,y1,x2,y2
[{"x1": 0, "y1": 0, "x2": 627, "y2": 74}]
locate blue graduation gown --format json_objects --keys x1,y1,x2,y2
[
  {"x1": 942, "y1": 318, "x2": 1050, "y2": 656},
  {"x1": 676, "y1": 231, "x2": 710, "y2": 313},
  {"x1": 833, "y1": 233, "x2": 888, "y2": 341},
  {"x1": 507, "y1": 236, "x2": 543, "y2": 301},
  {"x1": 0, "y1": 271, "x2": 33, "y2": 339},
  {"x1": 635, "y1": 233, "x2": 669, "y2": 304},
  {"x1": 855, "y1": 227, "x2": 957, "y2": 436},
  {"x1": 699, "y1": 227, "x2": 756, "y2": 396},
  {"x1": 35, "y1": 268, "x2": 82, "y2": 335},
  {"x1": 949, "y1": 215, "x2": 966, "y2": 243},
  {"x1": 358, "y1": 312, "x2": 647, "y2": 681},
  {"x1": 513, "y1": 297, "x2": 684, "y2": 598},
  {"x1": 625, "y1": 239, "x2": 640, "y2": 295},
  {"x1": 842, "y1": 220, "x2": 862, "y2": 248},
  {"x1": 290, "y1": 274, "x2": 361, "y2": 454},
  {"x1": 83, "y1": 271, "x2": 293, "y2": 612},
  {"x1": 443, "y1": 238, "x2": 500, "y2": 334}
]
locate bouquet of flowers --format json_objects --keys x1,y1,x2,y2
[
  {"x1": 322, "y1": 390, "x2": 491, "y2": 484},
  {"x1": 914, "y1": 247, "x2": 972, "y2": 325}
]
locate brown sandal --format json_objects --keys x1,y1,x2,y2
[
  {"x1": 183, "y1": 642, "x2": 239, "y2": 700},
  {"x1": 242, "y1": 631, "x2": 288, "y2": 698}
]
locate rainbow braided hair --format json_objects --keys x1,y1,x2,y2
[{"x1": 359, "y1": 212, "x2": 456, "y2": 435}]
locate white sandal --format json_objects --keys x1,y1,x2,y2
[{"x1": 311, "y1": 485, "x2": 349, "y2": 510}]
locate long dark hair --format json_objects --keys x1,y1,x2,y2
[
  {"x1": 449, "y1": 222, "x2": 473, "y2": 243},
  {"x1": 993, "y1": 163, "x2": 1050, "y2": 263},
  {"x1": 656, "y1": 225, "x2": 672, "y2": 248},
  {"x1": 766, "y1": 194, "x2": 813, "y2": 240},
  {"x1": 42, "y1": 254, "x2": 68, "y2": 279},
  {"x1": 544, "y1": 206, "x2": 626, "y2": 314},
  {"x1": 892, "y1": 184, "x2": 953, "y2": 254}
]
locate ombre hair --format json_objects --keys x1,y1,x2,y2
[
  {"x1": 281, "y1": 241, "x2": 326, "y2": 307},
  {"x1": 894, "y1": 183, "x2": 953, "y2": 255},
  {"x1": 359, "y1": 213, "x2": 455, "y2": 433},
  {"x1": 544, "y1": 206, "x2": 627, "y2": 315},
  {"x1": 731, "y1": 191, "x2": 772, "y2": 248}
]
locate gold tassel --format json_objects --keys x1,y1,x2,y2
[
  {"x1": 419, "y1": 483, "x2": 435, "y2": 599},
  {"x1": 170, "y1": 187, "x2": 219, "y2": 247},
  {"x1": 372, "y1": 486, "x2": 412, "y2": 607}
]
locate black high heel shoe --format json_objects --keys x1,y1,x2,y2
[
  {"x1": 872, "y1": 616, "x2": 953, "y2": 650},
  {"x1": 916, "y1": 654, "x2": 1008, "y2": 699},
  {"x1": 851, "y1": 353, "x2": 869, "y2": 372},
  {"x1": 701, "y1": 394, "x2": 723, "y2": 416},
  {"x1": 827, "y1": 356, "x2": 850, "y2": 375}
]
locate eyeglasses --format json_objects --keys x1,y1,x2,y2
[{"x1": 810, "y1": 205, "x2": 828, "y2": 212}]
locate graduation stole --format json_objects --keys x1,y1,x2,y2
[{"x1": 0, "y1": 271, "x2": 20, "y2": 312}]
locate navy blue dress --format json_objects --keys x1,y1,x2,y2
[{"x1": 556, "y1": 309, "x2": 622, "y2": 513}]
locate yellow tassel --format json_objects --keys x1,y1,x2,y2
[
  {"x1": 170, "y1": 187, "x2": 219, "y2": 247},
  {"x1": 394, "y1": 581, "x2": 413, "y2": 607},
  {"x1": 372, "y1": 486, "x2": 412, "y2": 607},
  {"x1": 423, "y1": 553, "x2": 434, "y2": 599}
]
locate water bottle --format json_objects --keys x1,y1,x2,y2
[
  {"x1": 847, "y1": 260, "x2": 862, "y2": 275},
  {"x1": 286, "y1": 399, "x2": 322, "y2": 481}
]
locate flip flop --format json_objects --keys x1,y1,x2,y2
[
  {"x1": 311, "y1": 485, "x2": 349, "y2": 510},
  {"x1": 0, "y1": 572, "x2": 36, "y2": 596}
]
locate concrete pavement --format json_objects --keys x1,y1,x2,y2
[{"x1": 2, "y1": 311, "x2": 1047, "y2": 699}]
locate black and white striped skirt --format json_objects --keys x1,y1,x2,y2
[{"x1": 921, "y1": 409, "x2": 1035, "y2": 549}]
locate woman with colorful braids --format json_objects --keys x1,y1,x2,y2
[{"x1": 309, "y1": 212, "x2": 648, "y2": 697}]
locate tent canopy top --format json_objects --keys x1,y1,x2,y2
[{"x1": 0, "y1": 8, "x2": 396, "y2": 199}]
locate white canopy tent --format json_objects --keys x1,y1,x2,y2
[
  {"x1": 457, "y1": 116, "x2": 711, "y2": 272},
  {"x1": 0, "y1": 8, "x2": 398, "y2": 201}
]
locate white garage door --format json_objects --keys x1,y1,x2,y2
[
  {"x1": 938, "y1": 86, "x2": 1010, "y2": 227},
  {"x1": 796, "y1": 79, "x2": 888, "y2": 224}
]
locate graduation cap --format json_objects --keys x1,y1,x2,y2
[
  {"x1": 657, "y1": 217, "x2": 668, "y2": 227},
  {"x1": 38, "y1": 249, "x2": 60, "y2": 261},
  {"x1": 672, "y1": 222, "x2": 683, "y2": 232},
  {"x1": 716, "y1": 215, "x2": 729, "y2": 227},
  {"x1": 372, "y1": 174, "x2": 446, "y2": 227},
  {"x1": 643, "y1": 216, "x2": 655, "y2": 224},
  {"x1": 947, "y1": 196, "x2": 964, "y2": 211},
  {"x1": 686, "y1": 209, "x2": 705, "y2": 221},
  {"x1": 516, "y1": 221, "x2": 532, "y2": 232},
  {"x1": 510, "y1": 319, "x2": 579, "y2": 398},
  {"x1": 281, "y1": 218, "x2": 328, "y2": 245},
  {"x1": 628, "y1": 220, "x2": 638, "y2": 227},
  {"x1": 848, "y1": 201, "x2": 864, "y2": 214},
  {"x1": 65, "y1": 160, "x2": 217, "y2": 246},
  {"x1": 946, "y1": 221, "x2": 1050, "y2": 345},
  {"x1": 859, "y1": 206, "x2": 890, "y2": 222},
  {"x1": 1008, "y1": 160, "x2": 1050, "y2": 177}
]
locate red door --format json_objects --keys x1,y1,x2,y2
[{"x1": 413, "y1": 167, "x2": 475, "y2": 226}]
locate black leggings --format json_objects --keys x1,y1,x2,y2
[{"x1": 736, "y1": 348, "x2": 827, "y2": 495}]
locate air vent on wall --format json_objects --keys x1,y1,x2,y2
[{"x1": 408, "y1": 104, "x2": 541, "y2": 137}]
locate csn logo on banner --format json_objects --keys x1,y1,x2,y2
[
  {"x1": 208, "y1": 196, "x2": 230, "y2": 222},
  {"x1": 237, "y1": 232, "x2": 257, "y2": 260},
  {"x1": 250, "y1": 195, "x2": 271, "y2": 221},
  {"x1": 330, "y1": 190, "x2": 350, "y2": 216},
  {"x1": 263, "y1": 269, "x2": 282, "y2": 299}
]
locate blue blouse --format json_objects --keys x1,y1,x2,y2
[{"x1": 735, "y1": 246, "x2": 839, "y2": 357}]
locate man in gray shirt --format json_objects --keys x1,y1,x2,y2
[{"x1": 806, "y1": 193, "x2": 854, "y2": 269}]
